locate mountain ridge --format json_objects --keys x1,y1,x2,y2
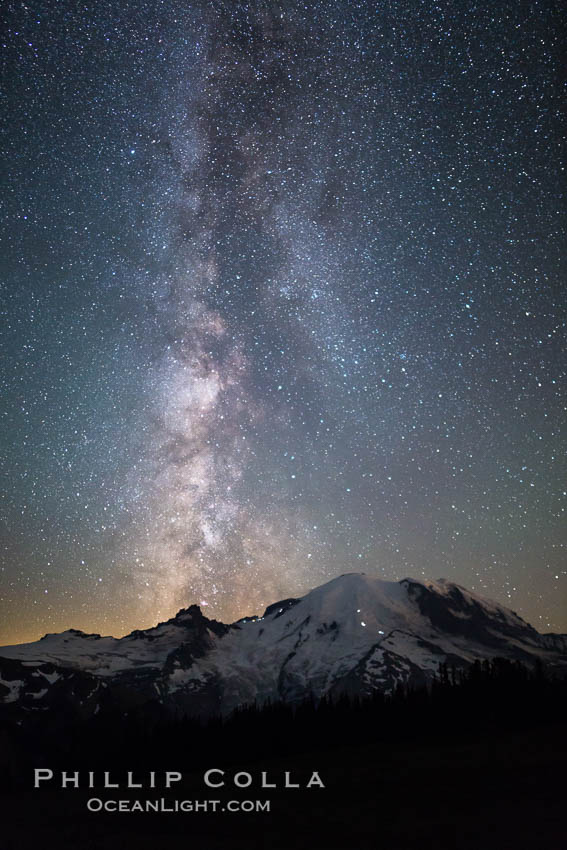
[{"x1": 1, "y1": 573, "x2": 565, "y2": 723}]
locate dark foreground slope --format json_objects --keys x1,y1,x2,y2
[{"x1": 2, "y1": 660, "x2": 566, "y2": 850}]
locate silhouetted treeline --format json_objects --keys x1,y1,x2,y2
[{"x1": 2, "y1": 658, "x2": 565, "y2": 789}]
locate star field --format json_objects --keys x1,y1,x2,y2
[{"x1": 1, "y1": 0, "x2": 565, "y2": 643}]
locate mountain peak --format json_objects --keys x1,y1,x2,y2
[
  {"x1": 172, "y1": 603, "x2": 203, "y2": 622},
  {"x1": 40, "y1": 628, "x2": 102, "y2": 641},
  {"x1": 1, "y1": 572, "x2": 565, "y2": 723}
]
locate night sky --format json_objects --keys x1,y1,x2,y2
[{"x1": 2, "y1": 0, "x2": 565, "y2": 645}]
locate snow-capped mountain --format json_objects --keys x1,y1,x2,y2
[{"x1": 1, "y1": 574, "x2": 565, "y2": 721}]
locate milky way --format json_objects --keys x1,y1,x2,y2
[{"x1": 2, "y1": 0, "x2": 565, "y2": 642}]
